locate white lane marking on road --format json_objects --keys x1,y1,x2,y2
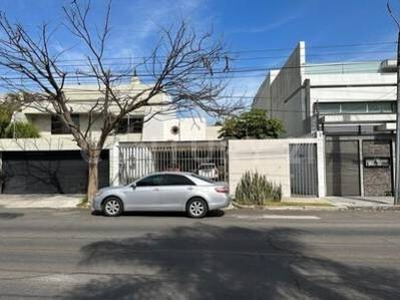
[{"x1": 231, "y1": 215, "x2": 321, "y2": 220}]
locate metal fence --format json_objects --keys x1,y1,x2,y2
[
  {"x1": 119, "y1": 141, "x2": 228, "y2": 184},
  {"x1": 289, "y1": 143, "x2": 318, "y2": 196}
]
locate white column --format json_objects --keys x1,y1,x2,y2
[
  {"x1": 109, "y1": 142, "x2": 120, "y2": 186},
  {"x1": 316, "y1": 133, "x2": 326, "y2": 197}
]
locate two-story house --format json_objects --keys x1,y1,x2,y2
[
  {"x1": 253, "y1": 41, "x2": 396, "y2": 197},
  {"x1": 0, "y1": 75, "x2": 221, "y2": 194}
]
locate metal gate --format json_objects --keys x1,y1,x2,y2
[
  {"x1": 289, "y1": 143, "x2": 318, "y2": 196},
  {"x1": 326, "y1": 140, "x2": 360, "y2": 196},
  {"x1": 119, "y1": 141, "x2": 228, "y2": 184},
  {"x1": 1, "y1": 150, "x2": 109, "y2": 194}
]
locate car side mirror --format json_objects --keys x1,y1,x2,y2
[{"x1": 131, "y1": 183, "x2": 136, "y2": 189}]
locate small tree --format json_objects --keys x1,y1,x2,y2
[
  {"x1": 0, "y1": 94, "x2": 39, "y2": 138},
  {"x1": 4, "y1": 122, "x2": 40, "y2": 138},
  {"x1": 0, "y1": 102, "x2": 14, "y2": 138},
  {"x1": 0, "y1": 1, "x2": 241, "y2": 200},
  {"x1": 218, "y1": 108, "x2": 284, "y2": 139}
]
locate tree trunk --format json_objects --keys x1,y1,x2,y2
[{"x1": 87, "y1": 149, "x2": 101, "y2": 202}]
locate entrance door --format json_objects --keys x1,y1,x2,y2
[{"x1": 326, "y1": 140, "x2": 360, "y2": 196}]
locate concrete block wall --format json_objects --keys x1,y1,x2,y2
[
  {"x1": 228, "y1": 139, "x2": 291, "y2": 197},
  {"x1": 228, "y1": 137, "x2": 326, "y2": 198}
]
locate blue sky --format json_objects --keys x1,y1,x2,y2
[{"x1": 0, "y1": 0, "x2": 399, "y2": 101}]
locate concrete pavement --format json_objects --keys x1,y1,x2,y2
[
  {"x1": 0, "y1": 194, "x2": 83, "y2": 208},
  {"x1": 327, "y1": 196, "x2": 395, "y2": 207},
  {"x1": 1, "y1": 208, "x2": 400, "y2": 299}
]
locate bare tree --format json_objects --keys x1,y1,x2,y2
[{"x1": 0, "y1": 0, "x2": 241, "y2": 200}]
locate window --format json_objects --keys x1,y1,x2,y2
[
  {"x1": 117, "y1": 116, "x2": 144, "y2": 134},
  {"x1": 368, "y1": 102, "x2": 394, "y2": 113},
  {"x1": 191, "y1": 174, "x2": 215, "y2": 183},
  {"x1": 136, "y1": 175, "x2": 163, "y2": 187},
  {"x1": 163, "y1": 174, "x2": 195, "y2": 186},
  {"x1": 317, "y1": 101, "x2": 396, "y2": 115},
  {"x1": 318, "y1": 103, "x2": 341, "y2": 114},
  {"x1": 341, "y1": 102, "x2": 367, "y2": 113},
  {"x1": 51, "y1": 114, "x2": 80, "y2": 134}
]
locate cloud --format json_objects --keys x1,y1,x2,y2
[{"x1": 230, "y1": 15, "x2": 298, "y2": 34}]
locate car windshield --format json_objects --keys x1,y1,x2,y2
[{"x1": 191, "y1": 173, "x2": 215, "y2": 183}]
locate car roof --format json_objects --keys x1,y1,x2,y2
[{"x1": 145, "y1": 171, "x2": 193, "y2": 176}]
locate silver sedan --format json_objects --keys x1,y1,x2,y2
[{"x1": 92, "y1": 172, "x2": 230, "y2": 218}]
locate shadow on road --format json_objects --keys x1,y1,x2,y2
[
  {"x1": 0, "y1": 212, "x2": 24, "y2": 219},
  {"x1": 92, "y1": 210, "x2": 225, "y2": 218},
  {"x1": 63, "y1": 225, "x2": 400, "y2": 299}
]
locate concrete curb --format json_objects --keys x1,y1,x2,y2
[{"x1": 230, "y1": 201, "x2": 400, "y2": 212}]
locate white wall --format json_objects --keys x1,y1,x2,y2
[
  {"x1": 228, "y1": 137, "x2": 325, "y2": 198},
  {"x1": 307, "y1": 73, "x2": 396, "y2": 110},
  {"x1": 254, "y1": 42, "x2": 307, "y2": 137},
  {"x1": 228, "y1": 139, "x2": 291, "y2": 197},
  {"x1": 142, "y1": 116, "x2": 214, "y2": 141}
]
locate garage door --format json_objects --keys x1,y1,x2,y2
[
  {"x1": 1, "y1": 151, "x2": 109, "y2": 194},
  {"x1": 326, "y1": 140, "x2": 360, "y2": 196}
]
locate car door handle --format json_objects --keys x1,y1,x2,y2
[{"x1": 153, "y1": 188, "x2": 160, "y2": 191}]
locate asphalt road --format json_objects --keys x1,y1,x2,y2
[{"x1": 0, "y1": 208, "x2": 400, "y2": 299}]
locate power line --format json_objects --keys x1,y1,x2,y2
[
  {"x1": 0, "y1": 48, "x2": 394, "y2": 73},
  {"x1": 1, "y1": 41, "x2": 392, "y2": 65},
  {"x1": 0, "y1": 62, "x2": 394, "y2": 82}
]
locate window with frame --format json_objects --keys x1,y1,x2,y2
[
  {"x1": 162, "y1": 174, "x2": 195, "y2": 186},
  {"x1": 117, "y1": 116, "x2": 144, "y2": 134},
  {"x1": 136, "y1": 175, "x2": 163, "y2": 187},
  {"x1": 51, "y1": 114, "x2": 80, "y2": 135},
  {"x1": 317, "y1": 101, "x2": 396, "y2": 115}
]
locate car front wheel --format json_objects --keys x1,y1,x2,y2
[
  {"x1": 103, "y1": 197, "x2": 123, "y2": 217},
  {"x1": 186, "y1": 197, "x2": 208, "y2": 218}
]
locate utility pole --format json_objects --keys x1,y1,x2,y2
[
  {"x1": 395, "y1": 31, "x2": 400, "y2": 205},
  {"x1": 388, "y1": 2, "x2": 400, "y2": 205}
]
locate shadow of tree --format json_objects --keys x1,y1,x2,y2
[
  {"x1": 63, "y1": 225, "x2": 400, "y2": 299},
  {"x1": 0, "y1": 212, "x2": 24, "y2": 219}
]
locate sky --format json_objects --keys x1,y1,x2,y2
[{"x1": 0, "y1": 0, "x2": 399, "y2": 108}]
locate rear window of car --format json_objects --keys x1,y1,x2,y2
[{"x1": 190, "y1": 174, "x2": 215, "y2": 183}]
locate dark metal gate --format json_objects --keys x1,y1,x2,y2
[
  {"x1": 325, "y1": 140, "x2": 360, "y2": 196},
  {"x1": 1, "y1": 150, "x2": 109, "y2": 194},
  {"x1": 289, "y1": 143, "x2": 318, "y2": 196},
  {"x1": 119, "y1": 141, "x2": 228, "y2": 184}
]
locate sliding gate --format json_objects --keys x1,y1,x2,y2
[{"x1": 119, "y1": 141, "x2": 228, "y2": 184}]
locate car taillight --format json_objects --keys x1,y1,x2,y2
[{"x1": 215, "y1": 186, "x2": 228, "y2": 193}]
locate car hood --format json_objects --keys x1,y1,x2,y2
[{"x1": 99, "y1": 185, "x2": 125, "y2": 193}]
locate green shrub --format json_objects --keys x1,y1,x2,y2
[
  {"x1": 5, "y1": 122, "x2": 40, "y2": 138},
  {"x1": 235, "y1": 171, "x2": 282, "y2": 205}
]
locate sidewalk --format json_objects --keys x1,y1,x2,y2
[
  {"x1": 0, "y1": 194, "x2": 398, "y2": 210},
  {"x1": 0, "y1": 194, "x2": 83, "y2": 209},
  {"x1": 326, "y1": 196, "x2": 396, "y2": 209},
  {"x1": 231, "y1": 196, "x2": 398, "y2": 211}
]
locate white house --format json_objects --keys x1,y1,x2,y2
[
  {"x1": 0, "y1": 75, "x2": 221, "y2": 194},
  {"x1": 18, "y1": 75, "x2": 220, "y2": 143},
  {"x1": 253, "y1": 41, "x2": 396, "y2": 197}
]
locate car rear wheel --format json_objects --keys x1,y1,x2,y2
[
  {"x1": 186, "y1": 197, "x2": 208, "y2": 218},
  {"x1": 103, "y1": 197, "x2": 123, "y2": 217}
]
